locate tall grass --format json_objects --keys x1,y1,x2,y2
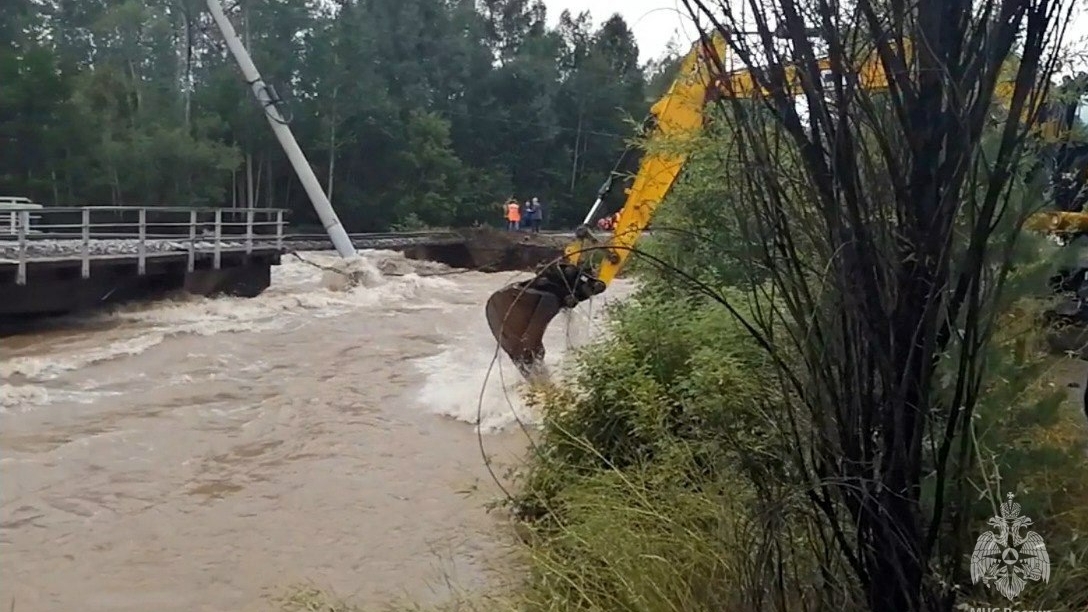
[{"x1": 496, "y1": 277, "x2": 1088, "y2": 612}]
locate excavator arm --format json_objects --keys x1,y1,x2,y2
[
  {"x1": 485, "y1": 33, "x2": 1088, "y2": 379},
  {"x1": 483, "y1": 33, "x2": 729, "y2": 378}
]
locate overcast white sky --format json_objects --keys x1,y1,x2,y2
[
  {"x1": 542, "y1": 0, "x2": 693, "y2": 64},
  {"x1": 543, "y1": 0, "x2": 1088, "y2": 71}
]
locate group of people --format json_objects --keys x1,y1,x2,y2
[{"x1": 504, "y1": 197, "x2": 543, "y2": 232}]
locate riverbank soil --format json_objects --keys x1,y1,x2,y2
[
  {"x1": 397, "y1": 228, "x2": 568, "y2": 273},
  {"x1": 457, "y1": 228, "x2": 570, "y2": 272}
]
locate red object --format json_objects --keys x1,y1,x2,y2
[{"x1": 596, "y1": 212, "x2": 621, "y2": 231}]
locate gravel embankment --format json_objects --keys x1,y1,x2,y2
[
  {"x1": 0, "y1": 238, "x2": 249, "y2": 261},
  {"x1": 0, "y1": 235, "x2": 465, "y2": 261}
]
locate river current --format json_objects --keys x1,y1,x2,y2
[{"x1": 0, "y1": 250, "x2": 634, "y2": 612}]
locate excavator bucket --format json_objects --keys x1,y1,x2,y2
[
  {"x1": 485, "y1": 261, "x2": 607, "y2": 381},
  {"x1": 485, "y1": 281, "x2": 564, "y2": 379}
]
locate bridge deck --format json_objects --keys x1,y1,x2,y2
[
  {"x1": 1, "y1": 206, "x2": 289, "y2": 285},
  {"x1": 0, "y1": 206, "x2": 475, "y2": 284}
]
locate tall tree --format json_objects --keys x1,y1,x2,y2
[
  {"x1": 1, "y1": 0, "x2": 659, "y2": 231},
  {"x1": 673, "y1": 0, "x2": 1081, "y2": 609}
]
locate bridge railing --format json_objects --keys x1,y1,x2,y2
[{"x1": 0, "y1": 206, "x2": 290, "y2": 285}]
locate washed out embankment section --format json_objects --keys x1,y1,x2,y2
[
  {"x1": 2, "y1": 229, "x2": 571, "y2": 272},
  {"x1": 286, "y1": 228, "x2": 571, "y2": 272}
]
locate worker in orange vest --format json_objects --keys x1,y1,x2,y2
[{"x1": 505, "y1": 198, "x2": 521, "y2": 231}]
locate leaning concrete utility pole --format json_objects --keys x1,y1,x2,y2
[{"x1": 204, "y1": 0, "x2": 357, "y2": 258}]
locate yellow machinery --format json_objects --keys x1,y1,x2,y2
[{"x1": 485, "y1": 33, "x2": 1088, "y2": 378}]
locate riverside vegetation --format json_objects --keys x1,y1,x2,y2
[
  {"x1": 499, "y1": 0, "x2": 1088, "y2": 609},
  {"x1": 505, "y1": 4, "x2": 1088, "y2": 610}
]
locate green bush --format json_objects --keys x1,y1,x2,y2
[
  {"x1": 501, "y1": 278, "x2": 1088, "y2": 612},
  {"x1": 510, "y1": 288, "x2": 774, "y2": 520},
  {"x1": 499, "y1": 286, "x2": 797, "y2": 612}
]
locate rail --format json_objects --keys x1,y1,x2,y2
[
  {"x1": 282, "y1": 230, "x2": 463, "y2": 243},
  {"x1": 0, "y1": 206, "x2": 289, "y2": 285},
  {"x1": 281, "y1": 228, "x2": 574, "y2": 243}
]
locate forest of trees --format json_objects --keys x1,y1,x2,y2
[{"x1": 0, "y1": 0, "x2": 685, "y2": 231}]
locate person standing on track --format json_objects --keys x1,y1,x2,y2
[
  {"x1": 528, "y1": 197, "x2": 543, "y2": 232},
  {"x1": 505, "y1": 198, "x2": 521, "y2": 231}
]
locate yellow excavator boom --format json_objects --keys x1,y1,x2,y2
[
  {"x1": 564, "y1": 32, "x2": 730, "y2": 284},
  {"x1": 485, "y1": 33, "x2": 1088, "y2": 378}
]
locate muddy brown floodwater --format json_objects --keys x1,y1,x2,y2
[{"x1": 0, "y1": 250, "x2": 636, "y2": 612}]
